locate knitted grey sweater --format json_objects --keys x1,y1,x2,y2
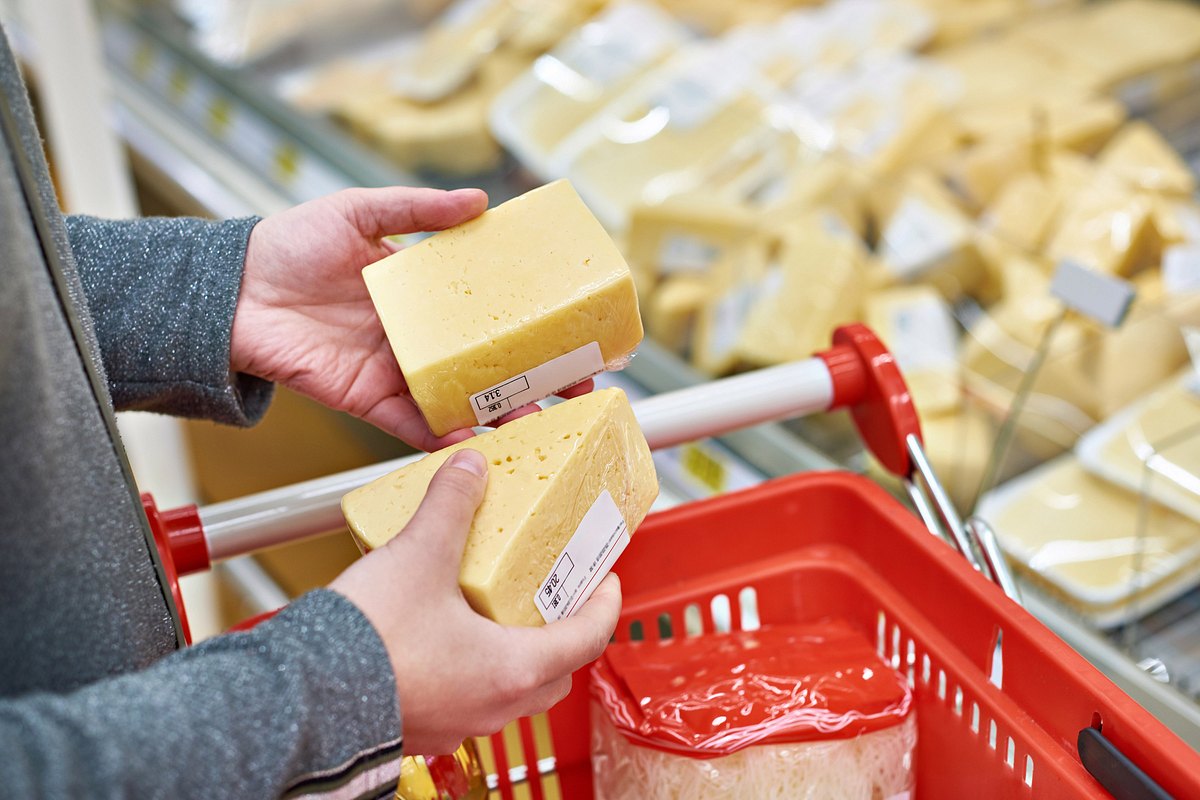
[{"x1": 0, "y1": 29, "x2": 402, "y2": 799}]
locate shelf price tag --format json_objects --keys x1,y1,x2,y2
[
  {"x1": 680, "y1": 442, "x2": 727, "y2": 494},
  {"x1": 206, "y1": 95, "x2": 233, "y2": 139}
]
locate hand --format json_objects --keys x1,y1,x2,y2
[
  {"x1": 329, "y1": 449, "x2": 622, "y2": 755},
  {"x1": 233, "y1": 187, "x2": 593, "y2": 452}
]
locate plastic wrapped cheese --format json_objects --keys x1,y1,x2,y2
[
  {"x1": 363, "y1": 180, "x2": 643, "y2": 436},
  {"x1": 590, "y1": 622, "x2": 916, "y2": 799},
  {"x1": 343, "y1": 388, "x2": 658, "y2": 627},
  {"x1": 490, "y1": 2, "x2": 690, "y2": 178}
]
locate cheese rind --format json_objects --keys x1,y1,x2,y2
[
  {"x1": 341, "y1": 388, "x2": 659, "y2": 627},
  {"x1": 363, "y1": 180, "x2": 644, "y2": 436}
]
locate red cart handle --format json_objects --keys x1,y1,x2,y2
[{"x1": 819, "y1": 323, "x2": 923, "y2": 477}]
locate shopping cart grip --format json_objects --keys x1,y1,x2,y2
[
  {"x1": 819, "y1": 324, "x2": 923, "y2": 477},
  {"x1": 1078, "y1": 727, "x2": 1173, "y2": 800}
]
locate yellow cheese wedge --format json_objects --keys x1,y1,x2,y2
[
  {"x1": 1046, "y1": 172, "x2": 1161, "y2": 276},
  {"x1": 646, "y1": 273, "x2": 714, "y2": 354},
  {"x1": 343, "y1": 388, "x2": 658, "y2": 627},
  {"x1": 982, "y1": 172, "x2": 1061, "y2": 254},
  {"x1": 864, "y1": 285, "x2": 961, "y2": 417},
  {"x1": 363, "y1": 180, "x2": 643, "y2": 436},
  {"x1": 1149, "y1": 196, "x2": 1200, "y2": 245},
  {"x1": 1099, "y1": 121, "x2": 1197, "y2": 197},
  {"x1": 625, "y1": 194, "x2": 759, "y2": 290},
  {"x1": 737, "y1": 217, "x2": 863, "y2": 367},
  {"x1": 689, "y1": 240, "x2": 771, "y2": 376}
]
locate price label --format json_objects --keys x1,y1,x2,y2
[
  {"x1": 272, "y1": 142, "x2": 301, "y2": 186},
  {"x1": 206, "y1": 96, "x2": 233, "y2": 139},
  {"x1": 535, "y1": 491, "x2": 629, "y2": 623}
]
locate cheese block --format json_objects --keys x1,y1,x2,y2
[
  {"x1": 986, "y1": 456, "x2": 1200, "y2": 625},
  {"x1": 363, "y1": 180, "x2": 643, "y2": 436},
  {"x1": 390, "y1": 0, "x2": 520, "y2": 103},
  {"x1": 873, "y1": 171, "x2": 985, "y2": 299},
  {"x1": 625, "y1": 194, "x2": 759, "y2": 290},
  {"x1": 1099, "y1": 121, "x2": 1197, "y2": 197},
  {"x1": 553, "y1": 43, "x2": 771, "y2": 229},
  {"x1": 342, "y1": 388, "x2": 658, "y2": 627},
  {"x1": 337, "y1": 48, "x2": 530, "y2": 175},
  {"x1": 690, "y1": 240, "x2": 771, "y2": 376},
  {"x1": 505, "y1": 0, "x2": 607, "y2": 54},
  {"x1": 646, "y1": 273, "x2": 714, "y2": 354},
  {"x1": 982, "y1": 171, "x2": 1061, "y2": 254},
  {"x1": 754, "y1": 158, "x2": 869, "y2": 239},
  {"x1": 1150, "y1": 196, "x2": 1200, "y2": 246},
  {"x1": 737, "y1": 217, "x2": 863, "y2": 367},
  {"x1": 864, "y1": 286, "x2": 961, "y2": 417},
  {"x1": 489, "y1": 2, "x2": 688, "y2": 176},
  {"x1": 954, "y1": 97, "x2": 1124, "y2": 155},
  {"x1": 1046, "y1": 172, "x2": 1161, "y2": 277}
]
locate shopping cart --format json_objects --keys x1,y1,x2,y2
[{"x1": 143, "y1": 325, "x2": 1200, "y2": 799}]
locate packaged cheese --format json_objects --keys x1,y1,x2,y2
[
  {"x1": 738, "y1": 216, "x2": 864, "y2": 367},
  {"x1": 363, "y1": 180, "x2": 643, "y2": 436},
  {"x1": 490, "y1": 3, "x2": 690, "y2": 178},
  {"x1": 1099, "y1": 121, "x2": 1198, "y2": 198},
  {"x1": 981, "y1": 455, "x2": 1200, "y2": 627},
  {"x1": 1078, "y1": 372, "x2": 1200, "y2": 522},
  {"x1": 689, "y1": 241, "x2": 772, "y2": 376},
  {"x1": 625, "y1": 194, "x2": 760, "y2": 292},
  {"x1": 864, "y1": 285, "x2": 961, "y2": 416},
  {"x1": 552, "y1": 41, "x2": 776, "y2": 229},
  {"x1": 872, "y1": 171, "x2": 985, "y2": 299},
  {"x1": 590, "y1": 622, "x2": 917, "y2": 799},
  {"x1": 646, "y1": 274, "x2": 715, "y2": 354},
  {"x1": 1045, "y1": 171, "x2": 1161, "y2": 277},
  {"x1": 981, "y1": 171, "x2": 1061, "y2": 254},
  {"x1": 343, "y1": 388, "x2": 658, "y2": 627}
]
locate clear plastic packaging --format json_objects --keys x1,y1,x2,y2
[
  {"x1": 343, "y1": 388, "x2": 658, "y2": 628},
  {"x1": 489, "y1": 2, "x2": 691, "y2": 179},
  {"x1": 551, "y1": 39, "x2": 781, "y2": 229},
  {"x1": 980, "y1": 454, "x2": 1200, "y2": 629},
  {"x1": 362, "y1": 180, "x2": 643, "y2": 436},
  {"x1": 590, "y1": 622, "x2": 916, "y2": 799}
]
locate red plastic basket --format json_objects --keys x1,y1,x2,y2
[{"x1": 486, "y1": 471, "x2": 1200, "y2": 799}]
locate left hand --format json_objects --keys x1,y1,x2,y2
[{"x1": 232, "y1": 187, "x2": 591, "y2": 451}]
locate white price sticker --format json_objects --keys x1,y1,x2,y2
[
  {"x1": 535, "y1": 490, "x2": 629, "y2": 623},
  {"x1": 881, "y1": 198, "x2": 961, "y2": 278},
  {"x1": 659, "y1": 232, "x2": 720, "y2": 274},
  {"x1": 470, "y1": 342, "x2": 605, "y2": 426},
  {"x1": 889, "y1": 294, "x2": 958, "y2": 373},
  {"x1": 1163, "y1": 246, "x2": 1200, "y2": 296}
]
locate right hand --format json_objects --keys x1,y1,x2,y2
[{"x1": 330, "y1": 449, "x2": 622, "y2": 755}]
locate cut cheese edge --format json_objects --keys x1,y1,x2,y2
[
  {"x1": 342, "y1": 388, "x2": 658, "y2": 627},
  {"x1": 363, "y1": 180, "x2": 643, "y2": 436}
]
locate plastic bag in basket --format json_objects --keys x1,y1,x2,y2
[{"x1": 590, "y1": 620, "x2": 915, "y2": 799}]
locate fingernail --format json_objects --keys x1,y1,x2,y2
[{"x1": 447, "y1": 449, "x2": 487, "y2": 477}]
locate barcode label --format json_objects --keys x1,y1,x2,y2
[
  {"x1": 535, "y1": 490, "x2": 629, "y2": 623},
  {"x1": 470, "y1": 342, "x2": 605, "y2": 426}
]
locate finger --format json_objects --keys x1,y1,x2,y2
[
  {"x1": 555, "y1": 377, "x2": 594, "y2": 399},
  {"x1": 512, "y1": 573, "x2": 622, "y2": 683},
  {"x1": 360, "y1": 394, "x2": 475, "y2": 451},
  {"x1": 397, "y1": 450, "x2": 489, "y2": 581},
  {"x1": 341, "y1": 187, "x2": 488, "y2": 238}
]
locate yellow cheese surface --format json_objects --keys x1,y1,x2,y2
[
  {"x1": 1046, "y1": 173, "x2": 1160, "y2": 277},
  {"x1": 1099, "y1": 121, "x2": 1197, "y2": 197},
  {"x1": 992, "y1": 457, "x2": 1199, "y2": 600},
  {"x1": 647, "y1": 273, "x2": 714, "y2": 354},
  {"x1": 983, "y1": 172, "x2": 1061, "y2": 254},
  {"x1": 737, "y1": 217, "x2": 863, "y2": 367},
  {"x1": 342, "y1": 388, "x2": 659, "y2": 627},
  {"x1": 363, "y1": 180, "x2": 643, "y2": 436}
]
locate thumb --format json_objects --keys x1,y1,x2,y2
[
  {"x1": 393, "y1": 449, "x2": 489, "y2": 583},
  {"x1": 516, "y1": 573, "x2": 622, "y2": 682}
]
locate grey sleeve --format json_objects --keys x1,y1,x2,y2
[
  {"x1": 0, "y1": 590, "x2": 404, "y2": 800},
  {"x1": 65, "y1": 214, "x2": 273, "y2": 426}
]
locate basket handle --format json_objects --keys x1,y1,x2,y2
[
  {"x1": 1078, "y1": 727, "x2": 1172, "y2": 800},
  {"x1": 818, "y1": 326, "x2": 1022, "y2": 604}
]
